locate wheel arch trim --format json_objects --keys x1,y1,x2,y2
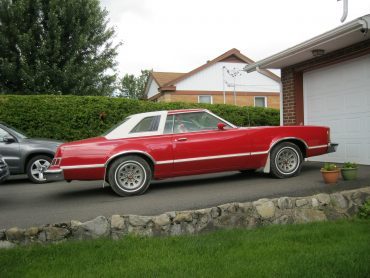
[
  {"x1": 104, "y1": 150, "x2": 156, "y2": 168},
  {"x1": 24, "y1": 151, "x2": 55, "y2": 173},
  {"x1": 268, "y1": 137, "x2": 309, "y2": 152},
  {"x1": 262, "y1": 137, "x2": 308, "y2": 173}
]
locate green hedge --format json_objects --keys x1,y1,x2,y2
[{"x1": 0, "y1": 95, "x2": 279, "y2": 141}]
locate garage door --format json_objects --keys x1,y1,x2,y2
[{"x1": 303, "y1": 54, "x2": 370, "y2": 165}]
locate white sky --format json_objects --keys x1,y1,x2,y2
[{"x1": 100, "y1": 0, "x2": 370, "y2": 77}]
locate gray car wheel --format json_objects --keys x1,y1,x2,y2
[
  {"x1": 108, "y1": 155, "x2": 152, "y2": 197},
  {"x1": 26, "y1": 155, "x2": 52, "y2": 183}
]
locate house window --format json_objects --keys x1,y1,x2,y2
[
  {"x1": 254, "y1": 96, "x2": 267, "y2": 108},
  {"x1": 198, "y1": 95, "x2": 213, "y2": 104}
]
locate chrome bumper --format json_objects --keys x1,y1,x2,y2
[
  {"x1": 44, "y1": 169, "x2": 64, "y2": 181},
  {"x1": 328, "y1": 143, "x2": 339, "y2": 153}
]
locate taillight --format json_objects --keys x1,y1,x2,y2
[
  {"x1": 327, "y1": 129, "x2": 331, "y2": 143},
  {"x1": 51, "y1": 158, "x2": 62, "y2": 166}
]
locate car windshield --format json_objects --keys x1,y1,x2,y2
[
  {"x1": 102, "y1": 117, "x2": 131, "y2": 136},
  {"x1": 1, "y1": 123, "x2": 28, "y2": 139}
]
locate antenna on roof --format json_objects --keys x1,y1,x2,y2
[{"x1": 338, "y1": 0, "x2": 348, "y2": 23}]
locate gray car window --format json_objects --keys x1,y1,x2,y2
[
  {"x1": 0, "y1": 123, "x2": 27, "y2": 139},
  {"x1": 0, "y1": 128, "x2": 10, "y2": 142}
]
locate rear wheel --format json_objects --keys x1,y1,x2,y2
[
  {"x1": 26, "y1": 155, "x2": 52, "y2": 183},
  {"x1": 270, "y1": 142, "x2": 303, "y2": 178},
  {"x1": 108, "y1": 156, "x2": 152, "y2": 197}
]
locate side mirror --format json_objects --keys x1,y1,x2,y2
[
  {"x1": 217, "y1": 123, "x2": 226, "y2": 130},
  {"x1": 3, "y1": 135, "x2": 16, "y2": 143}
]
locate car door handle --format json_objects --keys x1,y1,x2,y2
[{"x1": 175, "y1": 138, "x2": 188, "y2": 142}]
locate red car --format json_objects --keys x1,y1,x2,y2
[{"x1": 45, "y1": 109, "x2": 337, "y2": 196}]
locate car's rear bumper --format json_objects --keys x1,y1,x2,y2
[
  {"x1": 328, "y1": 143, "x2": 339, "y2": 153},
  {"x1": 44, "y1": 169, "x2": 64, "y2": 181}
]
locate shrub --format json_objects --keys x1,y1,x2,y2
[
  {"x1": 358, "y1": 200, "x2": 370, "y2": 220},
  {"x1": 0, "y1": 95, "x2": 280, "y2": 141}
]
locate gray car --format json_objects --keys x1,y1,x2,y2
[
  {"x1": 0, "y1": 122, "x2": 62, "y2": 183},
  {"x1": 0, "y1": 155, "x2": 10, "y2": 183}
]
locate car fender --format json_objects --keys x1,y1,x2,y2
[
  {"x1": 105, "y1": 150, "x2": 156, "y2": 167},
  {"x1": 261, "y1": 137, "x2": 308, "y2": 173},
  {"x1": 22, "y1": 149, "x2": 55, "y2": 172}
]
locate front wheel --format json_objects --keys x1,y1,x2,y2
[
  {"x1": 26, "y1": 155, "x2": 52, "y2": 183},
  {"x1": 108, "y1": 156, "x2": 152, "y2": 197},
  {"x1": 270, "y1": 142, "x2": 303, "y2": 178}
]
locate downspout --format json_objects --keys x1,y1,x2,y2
[
  {"x1": 279, "y1": 79, "x2": 283, "y2": 126},
  {"x1": 222, "y1": 66, "x2": 226, "y2": 104}
]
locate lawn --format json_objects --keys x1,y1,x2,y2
[{"x1": 0, "y1": 219, "x2": 369, "y2": 278}]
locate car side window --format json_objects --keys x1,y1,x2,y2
[
  {"x1": 163, "y1": 115, "x2": 174, "y2": 134},
  {"x1": 0, "y1": 128, "x2": 10, "y2": 142},
  {"x1": 174, "y1": 112, "x2": 230, "y2": 134},
  {"x1": 130, "y1": 116, "x2": 161, "y2": 133}
]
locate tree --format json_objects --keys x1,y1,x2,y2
[
  {"x1": 0, "y1": 0, "x2": 120, "y2": 95},
  {"x1": 119, "y1": 70, "x2": 151, "y2": 99}
]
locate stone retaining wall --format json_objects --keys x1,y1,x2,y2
[{"x1": 1, "y1": 187, "x2": 369, "y2": 249}]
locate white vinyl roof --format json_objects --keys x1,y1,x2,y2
[{"x1": 244, "y1": 14, "x2": 370, "y2": 72}]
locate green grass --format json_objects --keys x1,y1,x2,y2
[{"x1": 0, "y1": 219, "x2": 369, "y2": 278}]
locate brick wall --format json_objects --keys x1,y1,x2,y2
[
  {"x1": 281, "y1": 39, "x2": 370, "y2": 126},
  {"x1": 158, "y1": 93, "x2": 280, "y2": 109}
]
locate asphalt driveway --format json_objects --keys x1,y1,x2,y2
[{"x1": 0, "y1": 162, "x2": 369, "y2": 229}]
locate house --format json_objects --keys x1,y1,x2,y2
[
  {"x1": 245, "y1": 15, "x2": 370, "y2": 165},
  {"x1": 144, "y1": 49, "x2": 281, "y2": 109}
]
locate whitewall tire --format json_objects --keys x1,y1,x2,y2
[
  {"x1": 108, "y1": 155, "x2": 152, "y2": 196},
  {"x1": 270, "y1": 142, "x2": 303, "y2": 179}
]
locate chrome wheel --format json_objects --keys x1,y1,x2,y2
[
  {"x1": 30, "y1": 159, "x2": 50, "y2": 182},
  {"x1": 115, "y1": 161, "x2": 146, "y2": 192},
  {"x1": 275, "y1": 147, "x2": 299, "y2": 174}
]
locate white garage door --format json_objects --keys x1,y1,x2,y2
[{"x1": 303, "y1": 54, "x2": 370, "y2": 165}]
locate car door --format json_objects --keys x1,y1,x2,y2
[
  {"x1": 0, "y1": 127, "x2": 21, "y2": 173},
  {"x1": 171, "y1": 111, "x2": 252, "y2": 175}
]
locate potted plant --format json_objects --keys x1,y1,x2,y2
[
  {"x1": 341, "y1": 162, "x2": 358, "y2": 181},
  {"x1": 320, "y1": 163, "x2": 340, "y2": 184}
]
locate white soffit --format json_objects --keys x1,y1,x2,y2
[{"x1": 245, "y1": 14, "x2": 370, "y2": 71}]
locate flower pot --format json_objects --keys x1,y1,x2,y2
[
  {"x1": 341, "y1": 168, "x2": 358, "y2": 181},
  {"x1": 320, "y1": 169, "x2": 340, "y2": 184}
]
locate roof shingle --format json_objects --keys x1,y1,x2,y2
[{"x1": 151, "y1": 72, "x2": 185, "y2": 87}]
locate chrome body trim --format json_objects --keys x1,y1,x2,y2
[
  {"x1": 44, "y1": 169, "x2": 63, "y2": 173},
  {"x1": 173, "y1": 152, "x2": 251, "y2": 163},
  {"x1": 61, "y1": 164, "x2": 105, "y2": 170},
  {"x1": 250, "y1": 151, "x2": 269, "y2": 155},
  {"x1": 156, "y1": 151, "x2": 270, "y2": 165},
  {"x1": 104, "y1": 150, "x2": 156, "y2": 166},
  {"x1": 307, "y1": 144, "x2": 328, "y2": 150},
  {"x1": 269, "y1": 137, "x2": 309, "y2": 151},
  {"x1": 156, "y1": 160, "x2": 173, "y2": 165}
]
